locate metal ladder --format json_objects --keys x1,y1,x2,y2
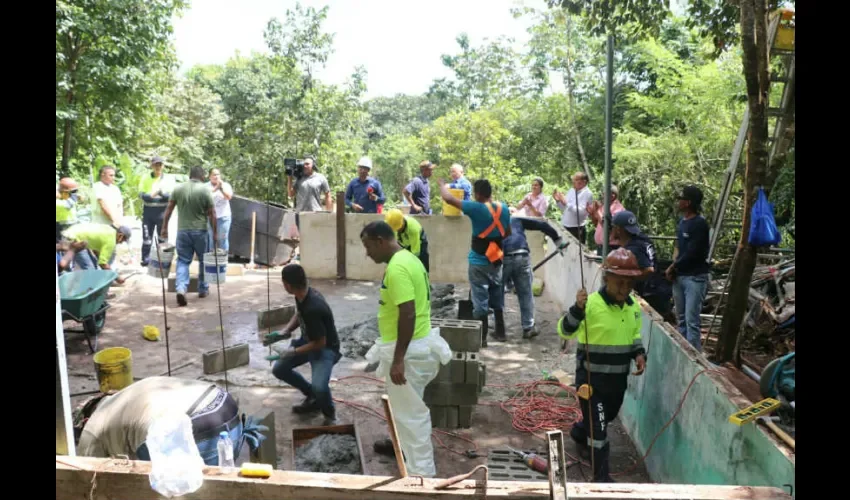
[{"x1": 707, "y1": 8, "x2": 796, "y2": 263}]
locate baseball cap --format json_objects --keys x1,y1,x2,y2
[
  {"x1": 151, "y1": 155, "x2": 164, "y2": 165},
  {"x1": 677, "y1": 185, "x2": 703, "y2": 206},
  {"x1": 612, "y1": 210, "x2": 641, "y2": 236},
  {"x1": 115, "y1": 225, "x2": 132, "y2": 242}
]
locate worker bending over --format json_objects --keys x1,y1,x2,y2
[
  {"x1": 361, "y1": 221, "x2": 451, "y2": 477},
  {"x1": 56, "y1": 177, "x2": 80, "y2": 243},
  {"x1": 557, "y1": 248, "x2": 647, "y2": 482},
  {"x1": 75, "y1": 376, "x2": 264, "y2": 465},
  {"x1": 59, "y1": 222, "x2": 130, "y2": 284},
  {"x1": 440, "y1": 178, "x2": 511, "y2": 346},
  {"x1": 264, "y1": 264, "x2": 342, "y2": 425},
  {"x1": 384, "y1": 208, "x2": 430, "y2": 272},
  {"x1": 503, "y1": 212, "x2": 567, "y2": 339}
]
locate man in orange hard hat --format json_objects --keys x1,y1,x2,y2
[{"x1": 556, "y1": 248, "x2": 647, "y2": 482}]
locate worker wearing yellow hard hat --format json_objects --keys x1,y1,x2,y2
[{"x1": 384, "y1": 208, "x2": 429, "y2": 272}]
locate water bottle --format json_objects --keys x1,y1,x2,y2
[{"x1": 217, "y1": 431, "x2": 235, "y2": 469}]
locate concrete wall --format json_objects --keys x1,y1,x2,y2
[{"x1": 538, "y1": 245, "x2": 796, "y2": 495}]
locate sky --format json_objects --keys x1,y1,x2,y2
[{"x1": 172, "y1": 0, "x2": 554, "y2": 98}]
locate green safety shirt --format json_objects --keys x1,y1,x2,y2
[
  {"x1": 56, "y1": 196, "x2": 78, "y2": 224},
  {"x1": 397, "y1": 216, "x2": 427, "y2": 257},
  {"x1": 138, "y1": 173, "x2": 175, "y2": 208},
  {"x1": 377, "y1": 249, "x2": 431, "y2": 343},
  {"x1": 62, "y1": 223, "x2": 117, "y2": 267},
  {"x1": 557, "y1": 287, "x2": 645, "y2": 378}
]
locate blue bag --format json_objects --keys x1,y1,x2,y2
[{"x1": 748, "y1": 188, "x2": 782, "y2": 247}]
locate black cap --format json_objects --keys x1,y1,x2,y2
[
  {"x1": 612, "y1": 210, "x2": 641, "y2": 236},
  {"x1": 678, "y1": 185, "x2": 703, "y2": 206}
]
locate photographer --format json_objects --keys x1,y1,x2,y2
[{"x1": 287, "y1": 156, "x2": 332, "y2": 225}]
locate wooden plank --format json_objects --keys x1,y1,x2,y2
[
  {"x1": 336, "y1": 191, "x2": 346, "y2": 279},
  {"x1": 55, "y1": 456, "x2": 792, "y2": 500},
  {"x1": 381, "y1": 394, "x2": 408, "y2": 477}
]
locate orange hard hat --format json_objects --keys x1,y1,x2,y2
[
  {"x1": 59, "y1": 177, "x2": 79, "y2": 191},
  {"x1": 603, "y1": 247, "x2": 642, "y2": 277}
]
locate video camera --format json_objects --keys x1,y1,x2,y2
[{"x1": 284, "y1": 158, "x2": 305, "y2": 179}]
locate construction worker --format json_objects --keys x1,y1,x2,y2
[
  {"x1": 402, "y1": 160, "x2": 434, "y2": 214},
  {"x1": 439, "y1": 178, "x2": 511, "y2": 346},
  {"x1": 56, "y1": 177, "x2": 80, "y2": 243},
  {"x1": 59, "y1": 222, "x2": 131, "y2": 284},
  {"x1": 360, "y1": 221, "x2": 451, "y2": 477},
  {"x1": 384, "y1": 208, "x2": 429, "y2": 272},
  {"x1": 345, "y1": 156, "x2": 385, "y2": 213},
  {"x1": 162, "y1": 166, "x2": 217, "y2": 307},
  {"x1": 139, "y1": 156, "x2": 175, "y2": 266},
  {"x1": 557, "y1": 248, "x2": 647, "y2": 482},
  {"x1": 263, "y1": 264, "x2": 342, "y2": 426},
  {"x1": 611, "y1": 211, "x2": 673, "y2": 317},
  {"x1": 503, "y1": 212, "x2": 567, "y2": 338}
]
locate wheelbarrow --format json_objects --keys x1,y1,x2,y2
[{"x1": 59, "y1": 269, "x2": 118, "y2": 353}]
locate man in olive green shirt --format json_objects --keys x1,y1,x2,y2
[{"x1": 162, "y1": 166, "x2": 216, "y2": 306}]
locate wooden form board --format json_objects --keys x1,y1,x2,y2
[{"x1": 56, "y1": 456, "x2": 792, "y2": 500}]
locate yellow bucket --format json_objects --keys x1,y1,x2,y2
[
  {"x1": 443, "y1": 188, "x2": 465, "y2": 216},
  {"x1": 93, "y1": 347, "x2": 133, "y2": 393}
]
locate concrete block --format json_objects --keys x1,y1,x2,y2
[
  {"x1": 433, "y1": 318, "x2": 482, "y2": 352},
  {"x1": 435, "y1": 351, "x2": 467, "y2": 383},
  {"x1": 429, "y1": 405, "x2": 446, "y2": 428},
  {"x1": 445, "y1": 406, "x2": 459, "y2": 429},
  {"x1": 423, "y1": 382, "x2": 479, "y2": 406},
  {"x1": 167, "y1": 276, "x2": 199, "y2": 293},
  {"x1": 250, "y1": 409, "x2": 277, "y2": 467},
  {"x1": 478, "y1": 364, "x2": 486, "y2": 393},
  {"x1": 202, "y1": 343, "x2": 250, "y2": 374},
  {"x1": 458, "y1": 405, "x2": 473, "y2": 428},
  {"x1": 257, "y1": 304, "x2": 296, "y2": 329},
  {"x1": 464, "y1": 352, "x2": 479, "y2": 384}
]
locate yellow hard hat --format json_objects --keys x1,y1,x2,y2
[{"x1": 385, "y1": 209, "x2": 405, "y2": 232}]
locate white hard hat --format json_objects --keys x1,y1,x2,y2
[{"x1": 357, "y1": 156, "x2": 373, "y2": 169}]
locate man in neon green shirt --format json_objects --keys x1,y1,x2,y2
[
  {"x1": 360, "y1": 220, "x2": 449, "y2": 477},
  {"x1": 384, "y1": 208, "x2": 429, "y2": 272},
  {"x1": 138, "y1": 156, "x2": 175, "y2": 266},
  {"x1": 59, "y1": 223, "x2": 131, "y2": 284}
]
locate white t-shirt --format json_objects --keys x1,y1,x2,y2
[
  {"x1": 207, "y1": 181, "x2": 233, "y2": 219},
  {"x1": 92, "y1": 181, "x2": 124, "y2": 225},
  {"x1": 77, "y1": 377, "x2": 218, "y2": 459},
  {"x1": 557, "y1": 186, "x2": 594, "y2": 228}
]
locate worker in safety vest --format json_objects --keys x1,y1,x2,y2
[
  {"x1": 439, "y1": 178, "x2": 511, "y2": 346},
  {"x1": 59, "y1": 222, "x2": 131, "y2": 284},
  {"x1": 557, "y1": 247, "x2": 647, "y2": 482},
  {"x1": 384, "y1": 208, "x2": 430, "y2": 273},
  {"x1": 56, "y1": 177, "x2": 81, "y2": 243},
  {"x1": 138, "y1": 155, "x2": 175, "y2": 266}
]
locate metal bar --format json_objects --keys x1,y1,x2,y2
[
  {"x1": 546, "y1": 430, "x2": 569, "y2": 500},
  {"x1": 56, "y1": 265, "x2": 76, "y2": 456},
  {"x1": 336, "y1": 191, "x2": 346, "y2": 280},
  {"x1": 603, "y1": 34, "x2": 614, "y2": 259}
]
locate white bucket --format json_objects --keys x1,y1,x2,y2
[
  {"x1": 203, "y1": 249, "x2": 228, "y2": 284},
  {"x1": 149, "y1": 244, "x2": 175, "y2": 278}
]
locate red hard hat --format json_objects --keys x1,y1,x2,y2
[
  {"x1": 59, "y1": 177, "x2": 79, "y2": 191},
  {"x1": 604, "y1": 248, "x2": 643, "y2": 276}
]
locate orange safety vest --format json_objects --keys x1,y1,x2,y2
[{"x1": 472, "y1": 202, "x2": 506, "y2": 264}]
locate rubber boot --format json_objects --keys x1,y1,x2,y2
[
  {"x1": 592, "y1": 444, "x2": 614, "y2": 483},
  {"x1": 492, "y1": 309, "x2": 507, "y2": 342},
  {"x1": 480, "y1": 316, "x2": 489, "y2": 348}
]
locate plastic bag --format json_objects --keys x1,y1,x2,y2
[
  {"x1": 748, "y1": 188, "x2": 782, "y2": 247},
  {"x1": 365, "y1": 328, "x2": 451, "y2": 477},
  {"x1": 147, "y1": 413, "x2": 205, "y2": 498}
]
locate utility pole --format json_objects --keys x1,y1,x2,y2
[{"x1": 602, "y1": 34, "x2": 614, "y2": 258}]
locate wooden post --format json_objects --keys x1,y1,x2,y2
[
  {"x1": 247, "y1": 211, "x2": 257, "y2": 269},
  {"x1": 381, "y1": 394, "x2": 407, "y2": 477},
  {"x1": 336, "y1": 191, "x2": 346, "y2": 280}
]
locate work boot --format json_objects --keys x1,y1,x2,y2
[
  {"x1": 592, "y1": 444, "x2": 613, "y2": 483},
  {"x1": 321, "y1": 410, "x2": 338, "y2": 426},
  {"x1": 176, "y1": 293, "x2": 187, "y2": 307},
  {"x1": 373, "y1": 438, "x2": 395, "y2": 456},
  {"x1": 492, "y1": 309, "x2": 507, "y2": 342},
  {"x1": 480, "y1": 316, "x2": 489, "y2": 348},
  {"x1": 293, "y1": 396, "x2": 319, "y2": 414},
  {"x1": 198, "y1": 290, "x2": 209, "y2": 299}
]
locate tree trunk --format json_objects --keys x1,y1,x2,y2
[
  {"x1": 60, "y1": 39, "x2": 80, "y2": 177},
  {"x1": 713, "y1": 0, "x2": 771, "y2": 363},
  {"x1": 564, "y1": 15, "x2": 593, "y2": 181}
]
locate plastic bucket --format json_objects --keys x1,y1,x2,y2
[
  {"x1": 149, "y1": 244, "x2": 175, "y2": 278},
  {"x1": 203, "y1": 249, "x2": 228, "y2": 284},
  {"x1": 93, "y1": 347, "x2": 133, "y2": 393},
  {"x1": 443, "y1": 188, "x2": 464, "y2": 216}
]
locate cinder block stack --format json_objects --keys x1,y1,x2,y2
[{"x1": 426, "y1": 318, "x2": 486, "y2": 428}]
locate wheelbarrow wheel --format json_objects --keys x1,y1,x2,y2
[{"x1": 83, "y1": 310, "x2": 107, "y2": 335}]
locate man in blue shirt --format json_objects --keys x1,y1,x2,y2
[
  {"x1": 403, "y1": 161, "x2": 434, "y2": 214},
  {"x1": 440, "y1": 178, "x2": 511, "y2": 347},
  {"x1": 448, "y1": 163, "x2": 472, "y2": 201},
  {"x1": 611, "y1": 211, "x2": 673, "y2": 318},
  {"x1": 344, "y1": 156, "x2": 385, "y2": 213},
  {"x1": 665, "y1": 186, "x2": 711, "y2": 352},
  {"x1": 503, "y1": 214, "x2": 567, "y2": 339}
]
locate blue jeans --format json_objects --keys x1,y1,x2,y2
[
  {"x1": 503, "y1": 254, "x2": 534, "y2": 330},
  {"x1": 672, "y1": 273, "x2": 709, "y2": 352},
  {"x1": 176, "y1": 229, "x2": 209, "y2": 294},
  {"x1": 73, "y1": 249, "x2": 99, "y2": 270},
  {"x1": 208, "y1": 216, "x2": 231, "y2": 253},
  {"x1": 468, "y1": 263, "x2": 504, "y2": 320},
  {"x1": 272, "y1": 337, "x2": 342, "y2": 417}
]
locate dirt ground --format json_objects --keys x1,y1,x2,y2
[{"x1": 64, "y1": 265, "x2": 649, "y2": 482}]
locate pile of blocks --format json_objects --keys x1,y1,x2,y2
[{"x1": 425, "y1": 318, "x2": 485, "y2": 429}]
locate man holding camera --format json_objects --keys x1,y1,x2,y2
[{"x1": 288, "y1": 156, "x2": 332, "y2": 218}]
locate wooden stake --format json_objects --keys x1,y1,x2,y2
[
  {"x1": 336, "y1": 191, "x2": 346, "y2": 279},
  {"x1": 381, "y1": 394, "x2": 407, "y2": 477},
  {"x1": 247, "y1": 211, "x2": 257, "y2": 269}
]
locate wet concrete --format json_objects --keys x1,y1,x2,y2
[{"x1": 64, "y1": 267, "x2": 649, "y2": 482}]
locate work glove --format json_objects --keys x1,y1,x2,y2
[
  {"x1": 265, "y1": 346, "x2": 296, "y2": 363},
  {"x1": 262, "y1": 330, "x2": 291, "y2": 346}
]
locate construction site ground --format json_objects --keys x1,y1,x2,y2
[{"x1": 64, "y1": 268, "x2": 650, "y2": 482}]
